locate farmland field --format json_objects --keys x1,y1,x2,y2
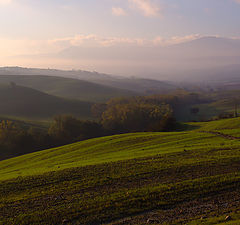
[{"x1": 1, "y1": 118, "x2": 240, "y2": 224}]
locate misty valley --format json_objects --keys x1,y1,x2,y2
[{"x1": 0, "y1": 65, "x2": 239, "y2": 224}]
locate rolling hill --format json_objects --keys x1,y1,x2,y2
[
  {"x1": 0, "y1": 67, "x2": 178, "y2": 96},
  {"x1": 0, "y1": 83, "x2": 93, "y2": 120},
  {"x1": 86, "y1": 77, "x2": 178, "y2": 94},
  {"x1": 0, "y1": 66, "x2": 111, "y2": 80},
  {"x1": 0, "y1": 118, "x2": 240, "y2": 224},
  {"x1": 0, "y1": 74, "x2": 136, "y2": 102}
]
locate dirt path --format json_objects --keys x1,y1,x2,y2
[{"x1": 201, "y1": 131, "x2": 240, "y2": 140}]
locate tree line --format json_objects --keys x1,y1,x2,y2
[{"x1": 0, "y1": 92, "x2": 205, "y2": 160}]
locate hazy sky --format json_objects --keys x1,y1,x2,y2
[{"x1": 0, "y1": 0, "x2": 240, "y2": 71}]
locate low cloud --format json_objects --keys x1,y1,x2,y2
[
  {"x1": 153, "y1": 34, "x2": 202, "y2": 46},
  {"x1": 128, "y1": 0, "x2": 162, "y2": 17},
  {"x1": 112, "y1": 7, "x2": 127, "y2": 16},
  {"x1": 0, "y1": 34, "x2": 230, "y2": 57},
  {"x1": 52, "y1": 34, "x2": 202, "y2": 48},
  {"x1": 50, "y1": 35, "x2": 147, "y2": 48},
  {"x1": 234, "y1": 0, "x2": 240, "y2": 4}
]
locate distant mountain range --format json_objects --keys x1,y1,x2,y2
[
  {"x1": 168, "y1": 37, "x2": 240, "y2": 57},
  {"x1": 7, "y1": 36, "x2": 240, "y2": 85},
  {"x1": 54, "y1": 36, "x2": 240, "y2": 79},
  {"x1": 59, "y1": 37, "x2": 240, "y2": 61}
]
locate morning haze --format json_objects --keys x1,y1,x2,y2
[{"x1": 0, "y1": 0, "x2": 240, "y2": 224}]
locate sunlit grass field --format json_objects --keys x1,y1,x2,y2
[
  {"x1": 0, "y1": 130, "x2": 237, "y2": 181},
  {"x1": 1, "y1": 118, "x2": 240, "y2": 224}
]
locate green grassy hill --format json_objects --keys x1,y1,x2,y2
[
  {"x1": 1, "y1": 118, "x2": 240, "y2": 224},
  {"x1": 196, "y1": 117, "x2": 240, "y2": 131},
  {"x1": 0, "y1": 75, "x2": 136, "y2": 102},
  {"x1": 0, "y1": 83, "x2": 92, "y2": 120}
]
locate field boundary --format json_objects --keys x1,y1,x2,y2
[{"x1": 200, "y1": 131, "x2": 240, "y2": 140}]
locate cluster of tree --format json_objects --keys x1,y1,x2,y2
[
  {"x1": 92, "y1": 91, "x2": 207, "y2": 120},
  {"x1": 0, "y1": 117, "x2": 103, "y2": 160},
  {"x1": 47, "y1": 98, "x2": 178, "y2": 144},
  {"x1": 2, "y1": 93, "x2": 202, "y2": 160},
  {"x1": 92, "y1": 92, "x2": 207, "y2": 131},
  {"x1": 100, "y1": 102, "x2": 176, "y2": 133},
  {"x1": 48, "y1": 115, "x2": 103, "y2": 145},
  {"x1": 0, "y1": 120, "x2": 51, "y2": 159}
]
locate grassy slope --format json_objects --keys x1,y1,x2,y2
[
  {"x1": 175, "y1": 103, "x2": 223, "y2": 122},
  {"x1": 1, "y1": 118, "x2": 240, "y2": 224},
  {"x1": 0, "y1": 75, "x2": 135, "y2": 102},
  {"x1": 0, "y1": 84, "x2": 92, "y2": 120},
  {"x1": 196, "y1": 117, "x2": 240, "y2": 130},
  {"x1": 176, "y1": 90, "x2": 240, "y2": 122},
  {"x1": 0, "y1": 131, "x2": 232, "y2": 181},
  {"x1": 193, "y1": 90, "x2": 240, "y2": 121}
]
